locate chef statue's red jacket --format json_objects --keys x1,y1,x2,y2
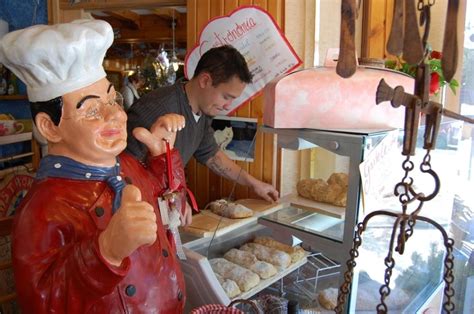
[{"x1": 12, "y1": 150, "x2": 187, "y2": 313}]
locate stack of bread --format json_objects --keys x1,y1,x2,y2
[
  {"x1": 210, "y1": 236, "x2": 307, "y2": 298},
  {"x1": 207, "y1": 199, "x2": 254, "y2": 218},
  {"x1": 296, "y1": 172, "x2": 348, "y2": 207},
  {"x1": 253, "y1": 236, "x2": 306, "y2": 264}
]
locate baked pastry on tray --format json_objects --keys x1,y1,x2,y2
[
  {"x1": 209, "y1": 258, "x2": 260, "y2": 292},
  {"x1": 296, "y1": 172, "x2": 348, "y2": 207},
  {"x1": 240, "y1": 243, "x2": 291, "y2": 269},
  {"x1": 224, "y1": 248, "x2": 277, "y2": 279},
  {"x1": 214, "y1": 273, "x2": 241, "y2": 298},
  {"x1": 253, "y1": 236, "x2": 306, "y2": 263},
  {"x1": 207, "y1": 199, "x2": 254, "y2": 218}
]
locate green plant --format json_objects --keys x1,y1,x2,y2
[{"x1": 385, "y1": 50, "x2": 459, "y2": 96}]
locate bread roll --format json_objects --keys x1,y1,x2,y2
[
  {"x1": 208, "y1": 199, "x2": 253, "y2": 218},
  {"x1": 209, "y1": 258, "x2": 260, "y2": 292},
  {"x1": 249, "y1": 261, "x2": 277, "y2": 279},
  {"x1": 296, "y1": 179, "x2": 314, "y2": 198},
  {"x1": 224, "y1": 248, "x2": 257, "y2": 267},
  {"x1": 240, "y1": 243, "x2": 291, "y2": 269},
  {"x1": 296, "y1": 173, "x2": 348, "y2": 207},
  {"x1": 322, "y1": 183, "x2": 343, "y2": 204},
  {"x1": 327, "y1": 173, "x2": 348, "y2": 188},
  {"x1": 253, "y1": 236, "x2": 306, "y2": 263},
  {"x1": 318, "y1": 287, "x2": 338, "y2": 310},
  {"x1": 297, "y1": 178, "x2": 326, "y2": 200},
  {"x1": 333, "y1": 191, "x2": 347, "y2": 207},
  {"x1": 224, "y1": 248, "x2": 277, "y2": 279},
  {"x1": 215, "y1": 273, "x2": 241, "y2": 298},
  {"x1": 309, "y1": 179, "x2": 328, "y2": 203}
]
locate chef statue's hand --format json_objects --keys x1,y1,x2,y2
[
  {"x1": 99, "y1": 185, "x2": 157, "y2": 266},
  {"x1": 133, "y1": 114, "x2": 185, "y2": 156},
  {"x1": 251, "y1": 180, "x2": 279, "y2": 203}
]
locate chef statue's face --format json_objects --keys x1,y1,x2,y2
[{"x1": 36, "y1": 78, "x2": 128, "y2": 167}]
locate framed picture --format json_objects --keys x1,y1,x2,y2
[{"x1": 211, "y1": 115, "x2": 258, "y2": 162}]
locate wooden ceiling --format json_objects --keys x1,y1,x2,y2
[
  {"x1": 59, "y1": 1, "x2": 187, "y2": 60},
  {"x1": 92, "y1": 8, "x2": 187, "y2": 59}
]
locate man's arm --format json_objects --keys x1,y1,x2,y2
[{"x1": 206, "y1": 150, "x2": 279, "y2": 202}]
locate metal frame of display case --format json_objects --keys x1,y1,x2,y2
[{"x1": 259, "y1": 126, "x2": 391, "y2": 313}]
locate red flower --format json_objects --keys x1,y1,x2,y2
[
  {"x1": 430, "y1": 72, "x2": 440, "y2": 95},
  {"x1": 430, "y1": 50, "x2": 442, "y2": 59}
]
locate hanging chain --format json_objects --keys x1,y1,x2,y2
[
  {"x1": 418, "y1": 0, "x2": 435, "y2": 55},
  {"x1": 334, "y1": 1, "x2": 458, "y2": 312},
  {"x1": 335, "y1": 221, "x2": 365, "y2": 314},
  {"x1": 417, "y1": 0, "x2": 436, "y2": 11},
  {"x1": 394, "y1": 156, "x2": 415, "y2": 213},
  {"x1": 443, "y1": 238, "x2": 455, "y2": 312}
]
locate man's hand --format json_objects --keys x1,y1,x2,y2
[
  {"x1": 206, "y1": 150, "x2": 279, "y2": 202},
  {"x1": 251, "y1": 180, "x2": 279, "y2": 202},
  {"x1": 98, "y1": 185, "x2": 157, "y2": 266},
  {"x1": 133, "y1": 114, "x2": 185, "y2": 156}
]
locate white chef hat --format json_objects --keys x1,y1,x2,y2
[{"x1": 0, "y1": 19, "x2": 113, "y2": 102}]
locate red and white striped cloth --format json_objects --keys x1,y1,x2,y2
[{"x1": 190, "y1": 304, "x2": 244, "y2": 314}]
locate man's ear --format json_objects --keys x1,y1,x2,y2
[
  {"x1": 197, "y1": 72, "x2": 212, "y2": 89},
  {"x1": 35, "y1": 112, "x2": 62, "y2": 143}
]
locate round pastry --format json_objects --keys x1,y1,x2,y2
[
  {"x1": 296, "y1": 179, "x2": 314, "y2": 198},
  {"x1": 309, "y1": 179, "x2": 328, "y2": 202},
  {"x1": 327, "y1": 173, "x2": 349, "y2": 188},
  {"x1": 318, "y1": 287, "x2": 339, "y2": 310}
]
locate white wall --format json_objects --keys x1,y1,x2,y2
[{"x1": 316, "y1": 0, "x2": 363, "y2": 66}]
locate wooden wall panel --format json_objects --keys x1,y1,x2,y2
[
  {"x1": 209, "y1": 0, "x2": 225, "y2": 19},
  {"x1": 361, "y1": 0, "x2": 388, "y2": 58},
  {"x1": 186, "y1": 0, "x2": 283, "y2": 207}
]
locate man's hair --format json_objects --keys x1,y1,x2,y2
[
  {"x1": 128, "y1": 72, "x2": 144, "y2": 84},
  {"x1": 193, "y1": 45, "x2": 253, "y2": 86},
  {"x1": 30, "y1": 97, "x2": 63, "y2": 126}
]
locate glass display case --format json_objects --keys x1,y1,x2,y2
[
  {"x1": 180, "y1": 124, "x2": 472, "y2": 313},
  {"x1": 258, "y1": 126, "x2": 453, "y2": 313}
]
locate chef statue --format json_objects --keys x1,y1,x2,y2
[{"x1": 0, "y1": 20, "x2": 189, "y2": 313}]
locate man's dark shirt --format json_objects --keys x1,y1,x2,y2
[{"x1": 126, "y1": 82, "x2": 219, "y2": 165}]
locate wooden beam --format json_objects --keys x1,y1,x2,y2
[
  {"x1": 153, "y1": 8, "x2": 177, "y2": 20},
  {"x1": 104, "y1": 10, "x2": 142, "y2": 29},
  {"x1": 97, "y1": 14, "x2": 186, "y2": 44},
  {"x1": 60, "y1": 0, "x2": 186, "y2": 11},
  {"x1": 152, "y1": 8, "x2": 186, "y2": 28}
]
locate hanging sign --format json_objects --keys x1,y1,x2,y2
[
  {"x1": 185, "y1": 5, "x2": 302, "y2": 115},
  {"x1": 359, "y1": 130, "x2": 401, "y2": 213}
]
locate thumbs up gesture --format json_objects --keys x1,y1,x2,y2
[{"x1": 99, "y1": 185, "x2": 157, "y2": 266}]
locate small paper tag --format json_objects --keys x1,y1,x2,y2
[
  {"x1": 158, "y1": 197, "x2": 170, "y2": 225},
  {"x1": 171, "y1": 227, "x2": 187, "y2": 260}
]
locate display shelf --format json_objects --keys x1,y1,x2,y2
[
  {"x1": 0, "y1": 163, "x2": 33, "y2": 178},
  {"x1": 292, "y1": 252, "x2": 340, "y2": 297},
  {"x1": 0, "y1": 152, "x2": 34, "y2": 163},
  {"x1": 0, "y1": 132, "x2": 38, "y2": 179},
  {"x1": 181, "y1": 222, "x2": 311, "y2": 311},
  {"x1": 0, "y1": 95, "x2": 28, "y2": 100},
  {"x1": 260, "y1": 126, "x2": 391, "y2": 312},
  {"x1": 254, "y1": 251, "x2": 341, "y2": 311},
  {"x1": 289, "y1": 194, "x2": 345, "y2": 219},
  {"x1": 0, "y1": 132, "x2": 32, "y2": 145},
  {"x1": 238, "y1": 255, "x2": 308, "y2": 301},
  {"x1": 181, "y1": 199, "x2": 287, "y2": 238}
]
